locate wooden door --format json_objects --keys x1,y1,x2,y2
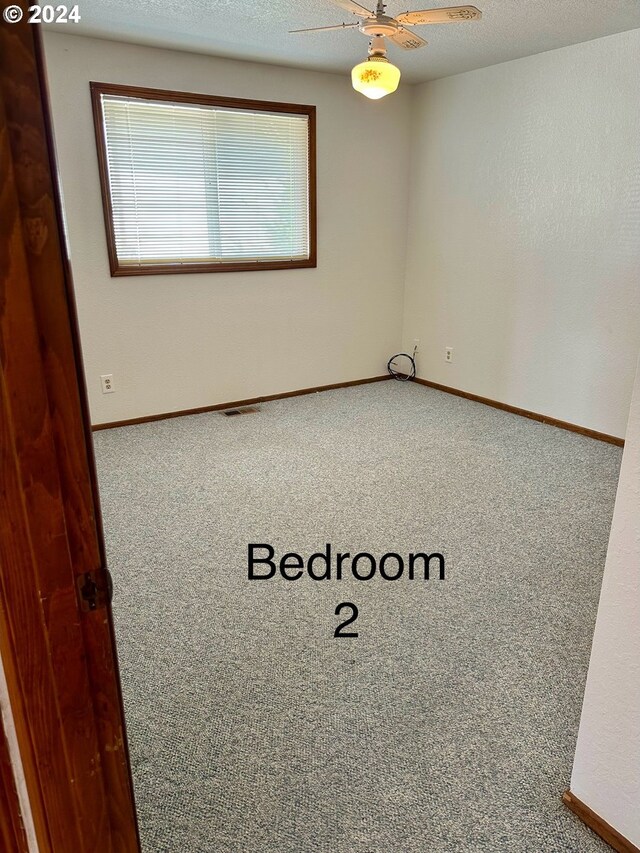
[{"x1": 0, "y1": 9, "x2": 140, "y2": 851}]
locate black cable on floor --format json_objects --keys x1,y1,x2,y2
[{"x1": 387, "y1": 349, "x2": 417, "y2": 381}]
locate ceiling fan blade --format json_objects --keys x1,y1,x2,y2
[
  {"x1": 289, "y1": 22, "x2": 360, "y2": 33},
  {"x1": 328, "y1": 0, "x2": 374, "y2": 18},
  {"x1": 389, "y1": 27, "x2": 427, "y2": 49},
  {"x1": 396, "y1": 6, "x2": 482, "y2": 25}
]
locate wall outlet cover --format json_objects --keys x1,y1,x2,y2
[{"x1": 100, "y1": 374, "x2": 114, "y2": 394}]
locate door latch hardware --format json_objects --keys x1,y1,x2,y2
[{"x1": 77, "y1": 569, "x2": 113, "y2": 612}]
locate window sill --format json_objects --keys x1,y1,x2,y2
[{"x1": 109, "y1": 257, "x2": 317, "y2": 277}]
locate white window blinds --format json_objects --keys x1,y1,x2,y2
[{"x1": 99, "y1": 93, "x2": 311, "y2": 268}]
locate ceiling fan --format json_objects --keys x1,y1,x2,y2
[{"x1": 290, "y1": 1, "x2": 482, "y2": 98}]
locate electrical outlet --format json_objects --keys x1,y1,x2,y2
[
  {"x1": 445, "y1": 347, "x2": 453, "y2": 364},
  {"x1": 100, "y1": 374, "x2": 114, "y2": 394},
  {"x1": 413, "y1": 338, "x2": 420, "y2": 353}
]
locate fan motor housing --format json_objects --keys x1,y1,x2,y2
[{"x1": 359, "y1": 16, "x2": 398, "y2": 37}]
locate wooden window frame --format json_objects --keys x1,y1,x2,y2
[{"x1": 90, "y1": 82, "x2": 317, "y2": 277}]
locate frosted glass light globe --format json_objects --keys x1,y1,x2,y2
[{"x1": 351, "y1": 56, "x2": 401, "y2": 99}]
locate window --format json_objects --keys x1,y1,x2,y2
[{"x1": 90, "y1": 83, "x2": 316, "y2": 275}]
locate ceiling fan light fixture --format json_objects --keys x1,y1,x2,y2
[{"x1": 351, "y1": 55, "x2": 401, "y2": 99}]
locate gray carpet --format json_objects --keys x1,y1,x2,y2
[{"x1": 94, "y1": 381, "x2": 621, "y2": 853}]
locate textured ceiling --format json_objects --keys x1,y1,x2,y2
[{"x1": 45, "y1": 0, "x2": 640, "y2": 83}]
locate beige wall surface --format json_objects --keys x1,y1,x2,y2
[
  {"x1": 44, "y1": 30, "x2": 640, "y2": 436},
  {"x1": 402, "y1": 29, "x2": 640, "y2": 439},
  {"x1": 44, "y1": 32, "x2": 411, "y2": 425},
  {"x1": 571, "y1": 351, "x2": 640, "y2": 845}
]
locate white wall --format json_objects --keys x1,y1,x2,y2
[
  {"x1": 43, "y1": 33, "x2": 411, "y2": 425},
  {"x1": 0, "y1": 656, "x2": 38, "y2": 852},
  {"x1": 403, "y1": 29, "x2": 640, "y2": 439},
  {"x1": 570, "y1": 351, "x2": 640, "y2": 845},
  {"x1": 45, "y1": 30, "x2": 640, "y2": 433}
]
